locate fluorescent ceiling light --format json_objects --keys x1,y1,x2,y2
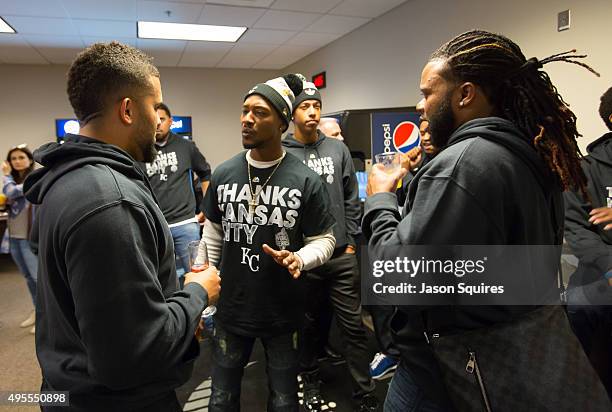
[
  {"x1": 137, "y1": 21, "x2": 246, "y2": 42},
  {"x1": 0, "y1": 17, "x2": 16, "y2": 34}
]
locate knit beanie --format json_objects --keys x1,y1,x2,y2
[
  {"x1": 244, "y1": 74, "x2": 304, "y2": 130},
  {"x1": 292, "y1": 81, "x2": 321, "y2": 113}
]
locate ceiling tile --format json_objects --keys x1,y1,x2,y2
[
  {"x1": 254, "y1": 10, "x2": 321, "y2": 31},
  {"x1": 137, "y1": 38, "x2": 186, "y2": 67},
  {"x1": 305, "y1": 14, "x2": 369, "y2": 35},
  {"x1": 0, "y1": 35, "x2": 48, "y2": 64},
  {"x1": 144, "y1": 0, "x2": 206, "y2": 2},
  {"x1": 62, "y1": 0, "x2": 137, "y2": 21},
  {"x1": 197, "y1": 5, "x2": 265, "y2": 27},
  {"x1": 270, "y1": 0, "x2": 343, "y2": 14},
  {"x1": 254, "y1": 44, "x2": 316, "y2": 69},
  {"x1": 137, "y1": 1, "x2": 204, "y2": 24},
  {"x1": 36, "y1": 47, "x2": 83, "y2": 64},
  {"x1": 217, "y1": 43, "x2": 277, "y2": 68},
  {"x1": 23, "y1": 34, "x2": 84, "y2": 48},
  {"x1": 82, "y1": 36, "x2": 137, "y2": 47},
  {"x1": 329, "y1": 0, "x2": 406, "y2": 18},
  {"x1": 251, "y1": 60, "x2": 283, "y2": 70},
  {"x1": 239, "y1": 29, "x2": 296, "y2": 45},
  {"x1": 74, "y1": 19, "x2": 135, "y2": 37},
  {"x1": 0, "y1": 0, "x2": 69, "y2": 19},
  {"x1": 206, "y1": 0, "x2": 274, "y2": 7},
  {"x1": 178, "y1": 41, "x2": 233, "y2": 67},
  {"x1": 4, "y1": 16, "x2": 79, "y2": 36},
  {"x1": 285, "y1": 31, "x2": 340, "y2": 47}
]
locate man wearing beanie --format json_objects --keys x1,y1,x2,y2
[
  {"x1": 199, "y1": 74, "x2": 336, "y2": 411},
  {"x1": 282, "y1": 82, "x2": 378, "y2": 411}
]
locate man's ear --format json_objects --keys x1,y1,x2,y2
[
  {"x1": 119, "y1": 98, "x2": 134, "y2": 126},
  {"x1": 457, "y1": 82, "x2": 477, "y2": 109},
  {"x1": 608, "y1": 113, "x2": 612, "y2": 126}
]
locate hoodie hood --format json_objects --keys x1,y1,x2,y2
[
  {"x1": 447, "y1": 117, "x2": 555, "y2": 193},
  {"x1": 25, "y1": 134, "x2": 150, "y2": 205},
  {"x1": 586, "y1": 131, "x2": 612, "y2": 168},
  {"x1": 282, "y1": 129, "x2": 326, "y2": 149}
]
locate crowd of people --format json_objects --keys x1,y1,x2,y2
[{"x1": 2, "y1": 27, "x2": 611, "y2": 412}]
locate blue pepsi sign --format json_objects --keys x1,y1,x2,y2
[
  {"x1": 170, "y1": 116, "x2": 192, "y2": 134},
  {"x1": 371, "y1": 112, "x2": 421, "y2": 156}
]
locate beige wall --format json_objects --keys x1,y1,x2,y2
[
  {"x1": 286, "y1": 0, "x2": 611, "y2": 151},
  {"x1": 0, "y1": 64, "x2": 276, "y2": 168}
]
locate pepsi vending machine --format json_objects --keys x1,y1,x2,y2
[{"x1": 323, "y1": 106, "x2": 421, "y2": 171}]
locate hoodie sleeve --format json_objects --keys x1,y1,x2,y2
[
  {"x1": 341, "y1": 144, "x2": 361, "y2": 247},
  {"x1": 564, "y1": 189, "x2": 612, "y2": 276},
  {"x1": 363, "y1": 176, "x2": 504, "y2": 249},
  {"x1": 3, "y1": 174, "x2": 24, "y2": 200},
  {"x1": 63, "y1": 201, "x2": 207, "y2": 390}
]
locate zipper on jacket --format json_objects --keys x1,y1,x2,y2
[{"x1": 465, "y1": 351, "x2": 492, "y2": 412}]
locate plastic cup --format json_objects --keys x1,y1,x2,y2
[
  {"x1": 374, "y1": 152, "x2": 401, "y2": 174},
  {"x1": 188, "y1": 240, "x2": 208, "y2": 272}
]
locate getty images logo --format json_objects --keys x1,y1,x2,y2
[{"x1": 382, "y1": 122, "x2": 421, "y2": 154}]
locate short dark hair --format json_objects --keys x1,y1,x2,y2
[
  {"x1": 599, "y1": 87, "x2": 612, "y2": 131},
  {"x1": 157, "y1": 103, "x2": 171, "y2": 118},
  {"x1": 67, "y1": 41, "x2": 159, "y2": 123}
]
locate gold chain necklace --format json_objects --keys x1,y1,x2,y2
[{"x1": 247, "y1": 153, "x2": 284, "y2": 216}]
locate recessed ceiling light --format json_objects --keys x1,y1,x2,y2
[
  {"x1": 0, "y1": 17, "x2": 16, "y2": 34},
  {"x1": 137, "y1": 21, "x2": 246, "y2": 42}
]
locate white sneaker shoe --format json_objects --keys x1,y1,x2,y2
[
  {"x1": 20, "y1": 311, "x2": 35, "y2": 328},
  {"x1": 29, "y1": 325, "x2": 36, "y2": 335}
]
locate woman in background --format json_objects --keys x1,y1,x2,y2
[{"x1": 3, "y1": 145, "x2": 37, "y2": 334}]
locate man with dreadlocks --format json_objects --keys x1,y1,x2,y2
[{"x1": 362, "y1": 30, "x2": 608, "y2": 411}]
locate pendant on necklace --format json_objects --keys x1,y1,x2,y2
[{"x1": 249, "y1": 197, "x2": 258, "y2": 215}]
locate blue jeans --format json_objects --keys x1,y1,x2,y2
[
  {"x1": 169, "y1": 222, "x2": 200, "y2": 280},
  {"x1": 9, "y1": 237, "x2": 38, "y2": 307},
  {"x1": 384, "y1": 361, "x2": 449, "y2": 412},
  {"x1": 210, "y1": 324, "x2": 299, "y2": 411}
]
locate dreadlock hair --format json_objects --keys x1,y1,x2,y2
[
  {"x1": 599, "y1": 87, "x2": 612, "y2": 131},
  {"x1": 67, "y1": 41, "x2": 159, "y2": 125},
  {"x1": 430, "y1": 29, "x2": 599, "y2": 199}
]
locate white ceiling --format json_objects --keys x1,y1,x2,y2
[{"x1": 0, "y1": 0, "x2": 408, "y2": 69}]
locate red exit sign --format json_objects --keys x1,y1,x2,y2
[{"x1": 312, "y1": 71, "x2": 326, "y2": 89}]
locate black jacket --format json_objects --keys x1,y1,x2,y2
[
  {"x1": 25, "y1": 134, "x2": 208, "y2": 411},
  {"x1": 362, "y1": 117, "x2": 564, "y2": 403},
  {"x1": 283, "y1": 130, "x2": 360, "y2": 249},
  {"x1": 140, "y1": 132, "x2": 211, "y2": 225},
  {"x1": 564, "y1": 132, "x2": 612, "y2": 286}
]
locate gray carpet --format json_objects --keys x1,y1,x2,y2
[{"x1": 0, "y1": 254, "x2": 41, "y2": 412}]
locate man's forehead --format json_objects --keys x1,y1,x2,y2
[
  {"x1": 420, "y1": 60, "x2": 448, "y2": 87},
  {"x1": 243, "y1": 94, "x2": 271, "y2": 109}
]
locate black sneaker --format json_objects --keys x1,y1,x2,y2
[
  {"x1": 300, "y1": 371, "x2": 324, "y2": 411},
  {"x1": 356, "y1": 394, "x2": 379, "y2": 412}
]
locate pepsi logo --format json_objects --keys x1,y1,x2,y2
[{"x1": 393, "y1": 121, "x2": 421, "y2": 153}]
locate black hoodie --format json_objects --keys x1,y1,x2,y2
[
  {"x1": 362, "y1": 117, "x2": 564, "y2": 403},
  {"x1": 283, "y1": 130, "x2": 360, "y2": 249},
  {"x1": 24, "y1": 134, "x2": 208, "y2": 411},
  {"x1": 564, "y1": 132, "x2": 612, "y2": 286}
]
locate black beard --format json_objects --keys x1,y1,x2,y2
[
  {"x1": 428, "y1": 95, "x2": 456, "y2": 149},
  {"x1": 142, "y1": 143, "x2": 158, "y2": 163}
]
